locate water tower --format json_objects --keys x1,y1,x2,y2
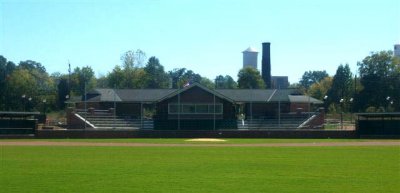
[{"x1": 242, "y1": 47, "x2": 258, "y2": 69}]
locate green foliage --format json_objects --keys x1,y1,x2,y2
[
  {"x1": 308, "y1": 76, "x2": 332, "y2": 100},
  {"x1": 18, "y1": 60, "x2": 46, "y2": 74},
  {"x1": 2, "y1": 59, "x2": 55, "y2": 111},
  {"x1": 120, "y1": 49, "x2": 146, "y2": 69},
  {"x1": 107, "y1": 65, "x2": 124, "y2": 88},
  {"x1": 168, "y1": 68, "x2": 186, "y2": 88},
  {"x1": 326, "y1": 64, "x2": 353, "y2": 112},
  {"x1": 143, "y1": 56, "x2": 170, "y2": 88},
  {"x1": 95, "y1": 75, "x2": 108, "y2": 88},
  {"x1": 299, "y1": 70, "x2": 329, "y2": 89},
  {"x1": 70, "y1": 66, "x2": 96, "y2": 95},
  {"x1": 7, "y1": 69, "x2": 38, "y2": 110},
  {"x1": 199, "y1": 77, "x2": 215, "y2": 89},
  {"x1": 356, "y1": 51, "x2": 400, "y2": 111},
  {"x1": 0, "y1": 56, "x2": 17, "y2": 110},
  {"x1": 168, "y1": 68, "x2": 202, "y2": 88},
  {"x1": 1, "y1": 145, "x2": 398, "y2": 193},
  {"x1": 215, "y1": 75, "x2": 237, "y2": 89},
  {"x1": 57, "y1": 78, "x2": 69, "y2": 109},
  {"x1": 328, "y1": 103, "x2": 337, "y2": 114},
  {"x1": 237, "y1": 67, "x2": 265, "y2": 89}
]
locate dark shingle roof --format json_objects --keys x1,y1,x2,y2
[
  {"x1": 288, "y1": 95, "x2": 323, "y2": 104},
  {"x1": 216, "y1": 89, "x2": 275, "y2": 102},
  {"x1": 216, "y1": 89, "x2": 302, "y2": 102},
  {"x1": 85, "y1": 89, "x2": 177, "y2": 102},
  {"x1": 90, "y1": 89, "x2": 122, "y2": 102},
  {"x1": 84, "y1": 84, "x2": 321, "y2": 104},
  {"x1": 116, "y1": 89, "x2": 177, "y2": 102}
]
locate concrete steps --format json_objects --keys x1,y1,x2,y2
[
  {"x1": 237, "y1": 119, "x2": 307, "y2": 129},
  {"x1": 77, "y1": 113, "x2": 154, "y2": 129}
]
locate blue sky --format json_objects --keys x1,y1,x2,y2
[{"x1": 1, "y1": 0, "x2": 399, "y2": 83}]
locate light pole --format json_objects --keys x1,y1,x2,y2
[
  {"x1": 42, "y1": 99, "x2": 47, "y2": 115},
  {"x1": 386, "y1": 96, "x2": 391, "y2": 112},
  {"x1": 349, "y1": 98, "x2": 353, "y2": 124},
  {"x1": 113, "y1": 85, "x2": 116, "y2": 129},
  {"x1": 308, "y1": 94, "x2": 311, "y2": 119},
  {"x1": 27, "y1": 97, "x2": 32, "y2": 112},
  {"x1": 323, "y1": 95, "x2": 328, "y2": 112},
  {"x1": 84, "y1": 82, "x2": 87, "y2": 129},
  {"x1": 21, "y1": 94, "x2": 26, "y2": 111},
  {"x1": 340, "y1": 98, "x2": 344, "y2": 130}
]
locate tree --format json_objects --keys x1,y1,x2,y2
[
  {"x1": 168, "y1": 68, "x2": 186, "y2": 88},
  {"x1": 200, "y1": 77, "x2": 215, "y2": 89},
  {"x1": 70, "y1": 66, "x2": 96, "y2": 95},
  {"x1": 168, "y1": 68, "x2": 202, "y2": 88},
  {"x1": 107, "y1": 65, "x2": 125, "y2": 88},
  {"x1": 0, "y1": 56, "x2": 16, "y2": 110},
  {"x1": 107, "y1": 65, "x2": 148, "y2": 89},
  {"x1": 57, "y1": 77, "x2": 69, "y2": 109},
  {"x1": 356, "y1": 51, "x2": 400, "y2": 111},
  {"x1": 96, "y1": 75, "x2": 109, "y2": 88},
  {"x1": 308, "y1": 76, "x2": 333, "y2": 100},
  {"x1": 237, "y1": 67, "x2": 265, "y2": 89},
  {"x1": 7, "y1": 69, "x2": 38, "y2": 111},
  {"x1": 18, "y1": 60, "x2": 46, "y2": 74},
  {"x1": 299, "y1": 70, "x2": 329, "y2": 89},
  {"x1": 180, "y1": 70, "x2": 202, "y2": 86},
  {"x1": 215, "y1": 75, "x2": 237, "y2": 89},
  {"x1": 143, "y1": 57, "x2": 169, "y2": 88},
  {"x1": 4, "y1": 60, "x2": 55, "y2": 111},
  {"x1": 120, "y1": 49, "x2": 146, "y2": 69},
  {"x1": 326, "y1": 64, "x2": 353, "y2": 112}
]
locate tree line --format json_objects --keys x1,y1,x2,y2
[
  {"x1": 1, "y1": 49, "x2": 398, "y2": 113},
  {"x1": 298, "y1": 51, "x2": 400, "y2": 112}
]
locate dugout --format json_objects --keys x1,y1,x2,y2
[
  {"x1": 0, "y1": 111, "x2": 40, "y2": 135},
  {"x1": 356, "y1": 113, "x2": 400, "y2": 137}
]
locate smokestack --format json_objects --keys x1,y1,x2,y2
[{"x1": 262, "y1": 42, "x2": 271, "y2": 88}]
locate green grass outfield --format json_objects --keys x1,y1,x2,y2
[{"x1": 1, "y1": 139, "x2": 399, "y2": 193}]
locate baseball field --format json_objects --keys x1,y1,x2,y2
[{"x1": 1, "y1": 139, "x2": 399, "y2": 193}]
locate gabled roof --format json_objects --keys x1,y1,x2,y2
[
  {"x1": 215, "y1": 89, "x2": 276, "y2": 102},
  {"x1": 158, "y1": 83, "x2": 235, "y2": 103},
  {"x1": 82, "y1": 84, "x2": 321, "y2": 104},
  {"x1": 117, "y1": 89, "x2": 176, "y2": 102},
  {"x1": 216, "y1": 89, "x2": 302, "y2": 102},
  {"x1": 87, "y1": 89, "x2": 122, "y2": 102},
  {"x1": 86, "y1": 88, "x2": 177, "y2": 102},
  {"x1": 288, "y1": 95, "x2": 323, "y2": 104}
]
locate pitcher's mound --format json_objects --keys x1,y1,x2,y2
[{"x1": 185, "y1": 138, "x2": 227, "y2": 142}]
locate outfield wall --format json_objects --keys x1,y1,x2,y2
[{"x1": 35, "y1": 129, "x2": 358, "y2": 139}]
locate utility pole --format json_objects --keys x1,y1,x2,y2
[
  {"x1": 68, "y1": 60, "x2": 71, "y2": 99},
  {"x1": 178, "y1": 84, "x2": 180, "y2": 130},
  {"x1": 84, "y1": 81, "x2": 87, "y2": 129},
  {"x1": 113, "y1": 84, "x2": 116, "y2": 129},
  {"x1": 213, "y1": 90, "x2": 216, "y2": 131}
]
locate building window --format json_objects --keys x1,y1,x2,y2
[
  {"x1": 168, "y1": 103, "x2": 223, "y2": 114},
  {"x1": 196, "y1": 104, "x2": 209, "y2": 113},
  {"x1": 182, "y1": 104, "x2": 196, "y2": 113}
]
